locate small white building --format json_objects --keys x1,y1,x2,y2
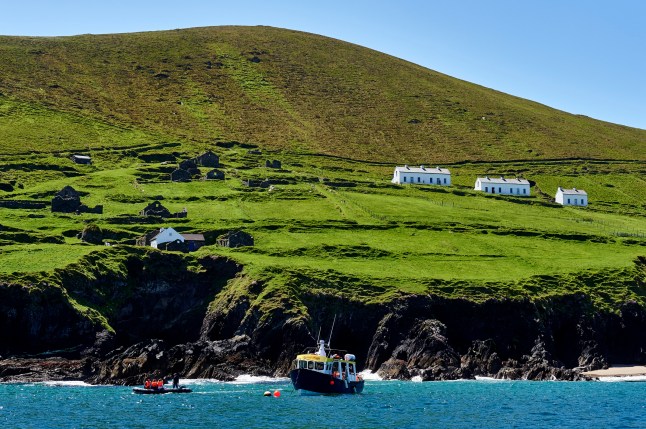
[
  {"x1": 474, "y1": 176, "x2": 531, "y2": 196},
  {"x1": 555, "y1": 187, "x2": 588, "y2": 206},
  {"x1": 150, "y1": 227, "x2": 184, "y2": 249},
  {"x1": 392, "y1": 165, "x2": 451, "y2": 186}
]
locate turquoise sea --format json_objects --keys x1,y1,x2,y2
[{"x1": 1, "y1": 376, "x2": 645, "y2": 428}]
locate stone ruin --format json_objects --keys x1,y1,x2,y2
[
  {"x1": 51, "y1": 185, "x2": 103, "y2": 214},
  {"x1": 139, "y1": 201, "x2": 187, "y2": 218},
  {"x1": 170, "y1": 168, "x2": 192, "y2": 182},
  {"x1": 241, "y1": 179, "x2": 271, "y2": 188},
  {"x1": 195, "y1": 150, "x2": 219, "y2": 168},
  {"x1": 205, "y1": 169, "x2": 225, "y2": 180},
  {"x1": 216, "y1": 230, "x2": 254, "y2": 248},
  {"x1": 265, "y1": 160, "x2": 282, "y2": 169}
]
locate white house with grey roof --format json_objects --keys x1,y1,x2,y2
[
  {"x1": 555, "y1": 187, "x2": 588, "y2": 206},
  {"x1": 392, "y1": 165, "x2": 451, "y2": 186},
  {"x1": 150, "y1": 227, "x2": 185, "y2": 249},
  {"x1": 474, "y1": 176, "x2": 531, "y2": 196}
]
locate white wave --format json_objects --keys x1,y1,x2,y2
[
  {"x1": 411, "y1": 375, "x2": 423, "y2": 382},
  {"x1": 42, "y1": 380, "x2": 94, "y2": 387},
  {"x1": 474, "y1": 376, "x2": 509, "y2": 382},
  {"x1": 231, "y1": 375, "x2": 289, "y2": 384},
  {"x1": 596, "y1": 375, "x2": 646, "y2": 383},
  {"x1": 177, "y1": 376, "x2": 289, "y2": 385},
  {"x1": 358, "y1": 370, "x2": 382, "y2": 381}
]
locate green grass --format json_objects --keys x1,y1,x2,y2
[
  {"x1": 0, "y1": 26, "x2": 645, "y2": 312},
  {"x1": 1, "y1": 26, "x2": 645, "y2": 162}
]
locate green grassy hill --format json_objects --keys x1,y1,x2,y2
[
  {"x1": 0, "y1": 26, "x2": 644, "y2": 313},
  {"x1": 1, "y1": 26, "x2": 645, "y2": 161}
]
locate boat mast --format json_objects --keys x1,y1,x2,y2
[{"x1": 327, "y1": 314, "x2": 336, "y2": 350}]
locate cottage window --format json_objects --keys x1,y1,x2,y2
[
  {"x1": 523, "y1": 189, "x2": 526, "y2": 194},
  {"x1": 567, "y1": 198, "x2": 570, "y2": 204},
  {"x1": 436, "y1": 178, "x2": 440, "y2": 184},
  {"x1": 574, "y1": 199, "x2": 578, "y2": 205},
  {"x1": 403, "y1": 177, "x2": 407, "y2": 182},
  {"x1": 418, "y1": 177, "x2": 421, "y2": 183},
  {"x1": 485, "y1": 186, "x2": 488, "y2": 192},
  {"x1": 499, "y1": 187, "x2": 502, "y2": 193}
]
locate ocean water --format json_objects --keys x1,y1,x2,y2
[{"x1": 1, "y1": 375, "x2": 645, "y2": 429}]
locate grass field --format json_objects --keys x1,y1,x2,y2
[{"x1": 0, "y1": 26, "x2": 644, "y2": 310}]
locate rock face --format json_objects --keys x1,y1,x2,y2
[
  {"x1": 88, "y1": 336, "x2": 272, "y2": 385},
  {"x1": 1, "y1": 253, "x2": 645, "y2": 385},
  {"x1": 376, "y1": 319, "x2": 465, "y2": 380}
]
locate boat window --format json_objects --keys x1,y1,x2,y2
[
  {"x1": 299, "y1": 360, "x2": 307, "y2": 369},
  {"x1": 315, "y1": 362, "x2": 324, "y2": 370},
  {"x1": 307, "y1": 361, "x2": 314, "y2": 369}
]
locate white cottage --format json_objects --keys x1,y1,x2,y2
[
  {"x1": 392, "y1": 165, "x2": 451, "y2": 186},
  {"x1": 555, "y1": 187, "x2": 588, "y2": 206},
  {"x1": 474, "y1": 176, "x2": 531, "y2": 196},
  {"x1": 150, "y1": 227, "x2": 184, "y2": 248}
]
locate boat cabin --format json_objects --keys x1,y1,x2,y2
[{"x1": 293, "y1": 340, "x2": 361, "y2": 382}]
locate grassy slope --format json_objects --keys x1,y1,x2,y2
[
  {"x1": 0, "y1": 26, "x2": 645, "y2": 161},
  {"x1": 0, "y1": 26, "x2": 644, "y2": 311}
]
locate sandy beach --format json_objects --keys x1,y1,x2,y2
[{"x1": 583, "y1": 365, "x2": 646, "y2": 378}]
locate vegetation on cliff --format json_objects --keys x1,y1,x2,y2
[{"x1": 0, "y1": 26, "x2": 644, "y2": 371}]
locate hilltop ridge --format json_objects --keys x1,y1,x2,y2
[{"x1": 0, "y1": 25, "x2": 645, "y2": 161}]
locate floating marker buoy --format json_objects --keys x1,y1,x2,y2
[
  {"x1": 263, "y1": 391, "x2": 271, "y2": 396},
  {"x1": 273, "y1": 390, "x2": 281, "y2": 397}
]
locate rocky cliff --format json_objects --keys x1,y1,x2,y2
[{"x1": 1, "y1": 250, "x2": 645, "y2": 384}]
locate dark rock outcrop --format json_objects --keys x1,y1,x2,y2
[
  {"x1": 461, "y1": 339, "x2": 502, "y2": 376},
  {"x1": 376, "y1": 319, "x2": 466, "y2": 380},
  {"x1": 88, "y1": 336, "x2": 272, "y2": 385},
  {"x1": 1, "y1": 252, "x2": 645, "y2": 384},
  {"x1": 78, "y1": 224, "x2": 103, "y2": 244}
]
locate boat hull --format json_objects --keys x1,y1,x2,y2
[
  {"x1": 132, "y1": 387, "x2": 192, "y2": 394},
  {"x1": 290, "y1": 369, "x2": 364, "y2": 394}
]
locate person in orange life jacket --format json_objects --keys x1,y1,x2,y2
[{"x1": 144, "y1": 378, "x2": 151, "y2": 389}]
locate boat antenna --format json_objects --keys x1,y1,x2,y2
[
  {"x1": 316, "y1": 325, "x2": 321, "y2": 345},
  {"x1": 327, "y1": 314, "x2": 337, "y2": 349}
]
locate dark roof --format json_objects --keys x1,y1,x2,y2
[{"x1": 181, "y1": 233, "x2": 205, "y2": 242}]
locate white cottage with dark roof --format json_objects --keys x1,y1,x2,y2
[
  {"x1": 392, "y1": 165, "x2": 451, "y2": 186},
  {"x1": 555, "y1": 187, "x2": 588, "y2": 206},
  {"x1": 474, "y1": 176, "x2": 530, "y2": 196}
]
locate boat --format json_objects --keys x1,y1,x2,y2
[
  {"x1": 132, "y1": 387, "x2": 192, "y2": 394},
  {"x1": 290, "y1": 339, "x2": 364, "y2": 394}
]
